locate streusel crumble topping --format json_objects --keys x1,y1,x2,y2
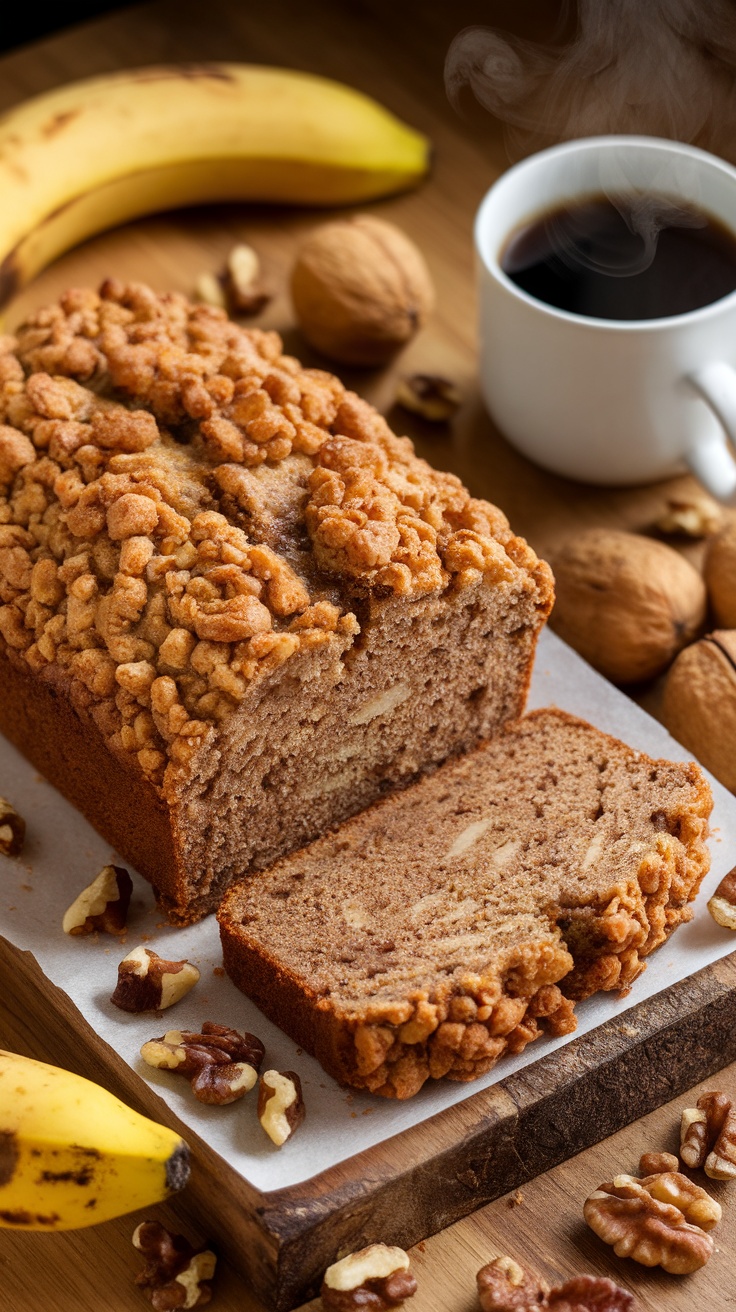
[{"x1": 0, "y1": 281, "x2": 543, "y2": 789}]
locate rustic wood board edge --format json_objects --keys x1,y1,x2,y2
[{"x1": 4, "y1": 937, "x2": 736, "y2": 1308}]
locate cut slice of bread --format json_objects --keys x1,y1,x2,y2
[{"x1": 218, "y1": 708, "x2": 711, "y2": 1099}]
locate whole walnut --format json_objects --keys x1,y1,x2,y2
[
  {"x1": 704, "y1": 518, "x2": 736, "y2": 627},
  {"x1": 548, "y1": 528, "x2": 706, "y2": 684},
  {"x1": 290, "y1": 214, "x2": 435, "y2": 366},
  {"x1": 662, "y1": 631, "x2": 736, "y2": 792}
]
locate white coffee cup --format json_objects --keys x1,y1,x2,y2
[{"x1": 475, "y1": 135, "x2": 736, "y2": 499}]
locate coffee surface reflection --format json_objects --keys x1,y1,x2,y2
[{"x1": 501, "y1": 193, "x2": 736, "y2": 320}]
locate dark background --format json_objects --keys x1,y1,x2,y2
[
  {"x1": 1, "y1": 2, "x2": 136, "y2": 53},
  {"x1": 1, "y1": 1, "x2": 571, "y2": 58}
]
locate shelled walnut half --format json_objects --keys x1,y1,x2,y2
[
  {"x1": 141, "y1": 1022, "x2": 265, "y2": 1104},
  {"x1": 584, "y1": 1170, "x2": 719, "y2": 1274}
]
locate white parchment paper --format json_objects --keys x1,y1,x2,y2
[{"x1": 1, "y1": 628, "x2": 735, "y2": 1193}]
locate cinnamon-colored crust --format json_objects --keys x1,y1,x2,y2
[
  {"x1": 0, "y1": 643, "x2": 181, "y2": 901},
  {"x1": 219, "y1": 709, "x2": 712, "y2": 1098}
]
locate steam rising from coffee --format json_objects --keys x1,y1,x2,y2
[
  {"x1": 446, "y1": 0, "x2": 736, "y2": 276},
  {"x1": 549, "y1": 195, "x2": 705, "y2": 278}
]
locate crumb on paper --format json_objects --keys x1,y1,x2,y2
[
  {"x1": 361, "y1": 1108, "x2": 374, "y2": 1116},
  {"x1": 213, "y1": 966, "x2": 225, "y2": 977}
]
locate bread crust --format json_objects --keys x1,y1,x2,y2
[{"x1": 0, "y1": 642, "x2": 182, "y2": 899}]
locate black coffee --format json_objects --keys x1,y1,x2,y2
[{"x1": 501, "y1": 193, "x2": 736, "y2": 320}]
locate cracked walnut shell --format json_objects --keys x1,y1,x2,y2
[
  {"x1": 549, "y1": 528, "x2": 706, "y2": 683},
  {"x1": 290, "y1": 215, "x2": 435, "y2": 366}
]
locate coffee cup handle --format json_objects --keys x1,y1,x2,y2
[{"x1": 687, "y1": 363, "x2": 736, "y2": 501}]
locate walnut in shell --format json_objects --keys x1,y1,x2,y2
[
  {"x1": 704, "y1": 518, "x2": 736, "y2": 627},
  {"x1": 290, "y1": 215, "x2": 435, "y2": 366},
  {"x1": 662, "y1": 631, "x2": 736, "y2": 792},
  {"x1": 548, "y1": 528, "x2": 706, "y2": 684}
]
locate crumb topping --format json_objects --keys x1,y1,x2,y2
[{"x1": 0, "y1": 281, "x2": 551, "y2": 790}]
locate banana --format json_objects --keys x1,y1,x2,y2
[
  {"x1": 0, "y1": 63, "x2": 430, "y2": 308},
  {"x1": 0, "y1": 1049, "x2": 189, "y2": 1229}
]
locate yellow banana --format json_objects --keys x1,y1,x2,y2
[
  {"x1": 0, "y1": 1049, "x2": 189, "y2": 1229},
  {"x1": 0, "y1": 63, "x2": 430, "y2": 307}
]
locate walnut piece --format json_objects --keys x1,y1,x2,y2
[
  {"x1": 132, "y1": 1220, "x2": 216, "y2": 1310},
  {"x1": 0, "y1": 795, "x2": 25, "y2": 857},
  {"x1": 62, "y1": 863, "x2": 132, "y2": 935},
  {"x1": 193, "y1": 272, "x2": 227, "y2": 310},
  {"x1": 140, "y1": 1021, "x2": 264, "y2": 1104},
  {"x1": 111, "y1": 946, "x2": 200, "y2": 1012},
  {"x1": 395, "y1": 374, "x2": 461, "y2": 423},
  {"x1": 224, "y1": 244, "x2": 271, "y2": 316},
  {"x1": 257, "y1": 1069, "x2": 305, "y2": 1146},
  {"x1": 476, "y1": 1255, "x2": 547, "y2": 1310},
  {"x1": 583, "y1": 1173, "x2": 716, "y2": 1273},
  {"x1": 637, "y1": 1151, "x2": 679, "y2": 1177},
  {"x1": 321, "y1": 1245, "x2": 416, "y2": 1311},
  {"x1": 476, "y1": 1259, "x2": 634, "y2": 1312},
  {"x1": 654, "y1": 493, "x2": 722, "y2": 539},
  {"x1": 546, "y1": 1276, "x2": 635, "y2": 1311},
  {"x1": 681, "y1": 1089, "x2": 736, "y2": 1180},
  {"x1": 708, "y1": 869, "x2": 736, "y2": 932}
]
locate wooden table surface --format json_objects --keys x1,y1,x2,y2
[{"x1": 1, "y1": 1, "x2": 735, "y2": 1309}]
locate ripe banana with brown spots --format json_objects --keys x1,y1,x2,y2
[
  {"x1": 0, "y1": 63, "x2": 430, "y2": 308},
  {"x1": 0, "y1": 1048, "x2": 189, "y2": 1228}
]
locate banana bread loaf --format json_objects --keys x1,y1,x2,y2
[
  {"x1": 218, "y1": 709, "x2": 711, "y2": 1098},
  {"x1": 0, "y1": 281, "x2": 553, "y2": 922}
]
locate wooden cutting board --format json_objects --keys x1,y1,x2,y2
[
  {"x1": 3, "y1": 2, "x2": 736, "y2": 1309},
  {"x1": 3, "y1": 938, "x2": 736, "y2": 1309}
]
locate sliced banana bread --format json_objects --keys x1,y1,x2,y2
[
  {"x1": 218, "y1": 709, "x2": 711, "y2": 1098},
  {"x1": 0, "y1": 282, "x2": 552, "y2": 922}
]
